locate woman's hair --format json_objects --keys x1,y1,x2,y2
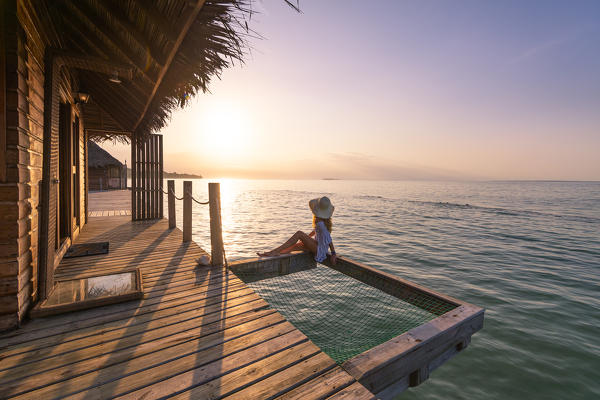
[{"x1": 313, "y1": 215, "x2": 332, "y2": 232}]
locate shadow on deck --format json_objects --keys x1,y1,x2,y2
[{"x1": 0, "y1": 217, "x2": 373, "y2": 399}]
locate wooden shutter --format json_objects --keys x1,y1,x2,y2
[{"x1": 131, "y1": 134, "x2": 163, "y2": 220}]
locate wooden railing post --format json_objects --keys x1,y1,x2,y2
[
  {"x1": 167, "y1": 179, "x2": 175, "y2": 229},
  {"x1": 183, "y1": 181, "x2": 192, "y2": 242},
  {"x1": 209, "y1": 182, "x2": 224, "y2": 266}
]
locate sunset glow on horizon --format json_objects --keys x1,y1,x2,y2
[{"x1": 102, "y1": 0, "x2": 600, "y2": 181}]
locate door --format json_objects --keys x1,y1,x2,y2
[
  {"x1": 72, "y1": 115, "x2": 80, "y2": 229},
  {"x1": 57, "y1": 103, "x2": 70, "y2": 246}
]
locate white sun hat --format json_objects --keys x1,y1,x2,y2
[{"x1": 309, "y1": 196, "x2": 335, "y2": 219}]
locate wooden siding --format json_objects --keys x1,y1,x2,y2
[
  {"x1": 0, "y1": 217, "x2": 374, "y2": 399},
  {"x1": 0, "y1": 2, "x2": 45, "y2": 331},
  {"x1": 89, "y1": 166, "x2": 125, "y2": 191},
  {"x1": 0, "y1": 2, "x2": 17, "y2": 331},
  {"x1": 79, "y1": 116, "x2": 86, "y2": 226},
  {"x1": 0, "y1": 2, "x2": 88, "y2": 331},
  {"x1": 34, "y1": 3, "x2": 57, "y2": 306},
  {"x1": 36, "y1": 18, "x2": 86, "y2": 302},
  {"x1": 0, "y1": 3, "x2": 6, "y2": 182}
]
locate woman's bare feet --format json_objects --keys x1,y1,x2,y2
[{"x1": 257, "y1": 251, "x2": 279, "y2": 257}]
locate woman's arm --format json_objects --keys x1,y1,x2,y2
[{"x1": 329, "y1": 242, "x2": 337, "y2": 265}]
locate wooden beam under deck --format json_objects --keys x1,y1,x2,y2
[{"x1": 0, "y1": 217, "x2": 373, "y2": 400}]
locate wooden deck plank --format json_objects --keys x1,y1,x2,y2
[
  {"x1": 275, "y1": 367, "x2": 357, "y2": 400},
  {"x1": 87, "y1": 191, "x2": 131, "y2": 212},
  {"x1": 0, "y1": 216, "x2": 371, "y2": 399},
  {"x1": 326, "y1": 382, "x2": 376, "y2": 399},
  {"x1": 1, "y1": 315, "x2": 290, "y2": 398},
  {"x1": 124, "y1": 339, "x2": 319, "y2": 400},
  {"x1": 223, "y1": 352, "x2": 337, "y2": 400},
  {"x1": 70, "y1": 331, "x2": 310, "y2": 400},
  {"x1": 0, "y1": 296, "x2": 267, "y2": 361},
  {"x1": 0, "y1": 272, "x2": 246, "y2": 344},
  {"x1": 0, "y1": 310, "x2": 280, "y2": 384},
  {"x1": 55, "y1": 244, "x2": 203, "y2": 265},
  {"x1": 54, "y1": 249, "x2": 204, "y2": 271},
  {"x1": 0, "y1": 281, "x2": 244, "y2": 342},
  {"x1": 0, "y1": 281, "x2": 248, "y2": 338}
]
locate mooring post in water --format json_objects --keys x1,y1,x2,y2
[
  {"x1": 168, "y1": 180, "x2": 176, "y2": 229},
  {"x1": 209, "y1": 182, "x2": 224, "y2": 266},
  {"x1": 183, "y1": 181, "x2": 192, "y2": 242}
]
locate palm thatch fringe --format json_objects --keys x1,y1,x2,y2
[{"x1": 22, "y1": 0, "x2": 300, "y2": 140}]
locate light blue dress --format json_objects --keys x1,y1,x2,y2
[{"x1": 315, "y1": 220, "x2": 332, "y2": 262}]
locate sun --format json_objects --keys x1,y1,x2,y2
[{"x1": 199, "y1": 102, "x2": 250, "y2": 161}]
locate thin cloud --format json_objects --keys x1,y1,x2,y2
[
  {"x1": 507, "y1": 29, "x2": 584, "y2": 65},
  {"x1": 322, "y1": 152, "x2": 482, "y2": 181}
]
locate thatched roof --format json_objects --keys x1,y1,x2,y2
[
  {"x1": 23, "y1": 0, "x2": 298, "y2": 141},
  {"x1": 88, "y1": 141, "x2": 124, "y2": 168}
]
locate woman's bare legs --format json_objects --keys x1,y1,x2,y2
[
  {"x1": 280, "y1": 242, "x2": 306, "y2": 254},
  {"x1": 258, "y1": 231, "x2": 317, "y2": 257}
]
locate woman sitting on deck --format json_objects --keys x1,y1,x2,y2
[{"x1": 258, "y1": 196, "x2": 337, "y2": 264}]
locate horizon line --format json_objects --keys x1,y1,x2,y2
[{"x1": 158, "y1": 177, "x2": 600, "y2": 183}]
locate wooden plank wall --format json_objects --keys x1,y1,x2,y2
[
  {"x1": 131, "y1": 134, "x2": 136, "y2": 219},
  {"x1": 39, "y1": 54, "x2": 83, "y2": 304},
  {"x1": 0, "y1": 2, "x2": 89, "y2": 331},
  {"x1": 38, "y1": 39, "x2": 59, "y2": 307},
  {"x1": 0, "y1": 4, "x2": 6, "y2": 182},
  {"x1": 79, "y1": 120, "x2": 86, "y2": 226},
  {"x1": 0, "y1": 2, "x2": 45, "y2": 330},
  {"x1": 84, "y1": 131, "x2": 88, "y2": 225},
  {"x1": 89, "y1": 166, "x2": 123, "y2": 190},
  {"x1": 0, "y1": 1, "x2": 17, "y2": 332},
  {"x1": 132, "y1": 134, "x2": 163, "y2": 220}
]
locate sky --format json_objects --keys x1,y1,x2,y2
[{"x1": 102, "y1": 0, "x2": 600, "y2": 180}]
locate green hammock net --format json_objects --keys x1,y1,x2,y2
[{"x1": 234, "y1": 264, "x2": 457, "y2": 364}]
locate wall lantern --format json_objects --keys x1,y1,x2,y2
[
  {"x1": 109, "y1": 70, "x2": 121, "y2": 84},
  {"x1": 74, "y1": 92, "x2": 90, "y2": 104}
]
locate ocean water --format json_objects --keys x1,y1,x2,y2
[{"x1": 168, "y1": 179, "x2": 600, "y2": 400}]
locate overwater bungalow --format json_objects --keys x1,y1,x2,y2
[
  {"x1": 88, "y1": 141, "x2": 126, "y2": 191},
  {"x1": 1, "y1": 0, "x2": 245, "y2": 329},
  {"x1": 0, "y1": 1, "x2": 483, "y2": 398}
]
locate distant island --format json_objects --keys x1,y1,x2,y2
[
  {"x1": 322, "y1": 178, "x2": 341, "y2": 180},
  {"x1": 127, "y1": 168, "x2": 202, "y2": 179},
  {"x1": 163, "y1": 171, "x2": 203, "y2": 179}
]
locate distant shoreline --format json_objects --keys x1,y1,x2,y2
[
  {"x1": 163, "y1": 172, "x2": 203, "y2": 179},
  {"x1": 127, "y1": 168, "x2": 202, "y2": 179}
]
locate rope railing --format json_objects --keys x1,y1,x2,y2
[
  {"x1": 169, "y1": 188, "x2": 184, "y2": 200},
  {"x1": 163, "y1": 180, "x2": 229, "y2": 269},
  {"x1": 188, "y1": 192, "x2": 209, "y2": 205},
  {"x1": 160, "y1": 185, "x2": 209, "y2": 204}
]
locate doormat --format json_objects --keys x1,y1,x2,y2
[{"x1": 64, "y1": 242, "x2": 109, "y2": 258}]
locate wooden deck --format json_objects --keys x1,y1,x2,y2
[
  {"x1": 88, "y1": 190, "x2": 132, "y2": 217},
  {"x1": 0, "y1": 216, "x2": 373, "y2": 399}
]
